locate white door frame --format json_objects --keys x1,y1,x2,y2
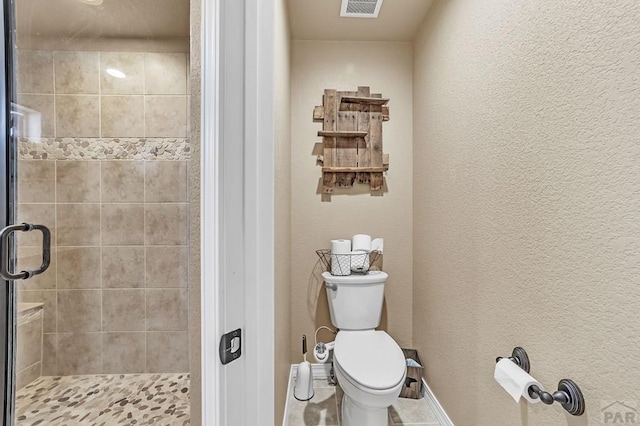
[
  {"x1": 243, "y1": 0, "x2": 276, "y2": 424},
  {"x1": 201, "y1": 0, "x2": 275, "y2": 424}
]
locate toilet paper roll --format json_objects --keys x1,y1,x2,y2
[
  {"x1": 371, "y1": 238, "x2": 384, "y2": 253},
  {"x1": 352, "y1": 234, "x2": 372, "y2": 252},
  {"x1": 494, "y1": 358, "x2": 543, "y2": 404},
  {"x1": 331, "y1": 254, "x2": 351, "y2": 276},
  {"x1": 350, "y1": 251, "x2": 370, "y2": 272},
  {"x1": 331, "y1": 239, "x2": 352, "y2": 254}
]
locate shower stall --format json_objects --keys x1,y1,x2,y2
[{"x1": 0, "y1": 0, "x2": 195, "y2": 423}]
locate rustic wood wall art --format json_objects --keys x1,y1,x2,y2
[{"x1": 314, "y1": 86, "x2": 389, "y2": 201}]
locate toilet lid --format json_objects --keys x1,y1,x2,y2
[{"x1": 334, "y1": 331, "x2": 406, "y2": 390}]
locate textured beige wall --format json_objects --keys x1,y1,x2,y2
[
  {"x1": 291, "y1": 41, "x2": 414, "y2": 361},
  {"x1": 412, "y1": 1, "x2": 640, "y2": 425},
  {"x1": 274, "y1": 0, "x2": 292, "y2": 424}
]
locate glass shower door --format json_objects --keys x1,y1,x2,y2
[
  {"x1": 3, "y1": 0, "x2": 193, "y2": 424},
  {"x1": 0, "y1": 0, "x2": 55, "y2": 423},
  {"x1": 0, "y1": 0, "x2": 14, "y2": 422}
]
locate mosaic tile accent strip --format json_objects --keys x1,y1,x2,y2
[
  {"x1": 18, "y1": 138, "x2": 191, "y2": 161},
  {"x1": 15, "y1": 373, "x2": 190, "y2": 425}
]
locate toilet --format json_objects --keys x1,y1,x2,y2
[{"x1": 322, "y1": 271, "x2": 406, "y2": 426}]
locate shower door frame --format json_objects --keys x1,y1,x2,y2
[
  {"x1": 0, "y1": 0, "x2": 16, "y2": 423},
  {"x1": 201, "y1": 0, "x2": 275, "y2": 424}
]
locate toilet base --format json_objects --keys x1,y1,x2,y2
[{"x1": 341, "y1": 393, "x2": 388, "y2": 426}]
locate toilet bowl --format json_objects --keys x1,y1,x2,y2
[{"x1": 333, "y1": 330, "x2": 406, "y2": 426}]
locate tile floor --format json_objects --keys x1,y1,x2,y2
[
  {"x1": 286, "y1": 376, "x2": 443, "y2": 426},
  {"x1": 15, "y1": 373, "x2": 190, "y2": 425}
]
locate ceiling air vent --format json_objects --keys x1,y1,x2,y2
[{"x1": 340, "y1": 0, "x2": 383, "y2": 18}]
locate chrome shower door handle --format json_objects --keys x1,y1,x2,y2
[{"x1": 0, "y1": 223, "x2": 51, "y2": 280}]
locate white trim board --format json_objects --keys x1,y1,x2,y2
[
  {"x1": 243, "y1": 0, "x2": 276, "y2": 423},
  {"x1": 200, "y1": 0, "x2": 221, "y2": 423},
  {"x1": 421, "y1": 378, "x2": 454, "y2": 426},
  {"x1": 284, "y1": 364, "x2": 454, "y2": 426}
]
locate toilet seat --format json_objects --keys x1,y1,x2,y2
[{"x1": 333, "y1": 330, "x2": 406, "y2": 391}]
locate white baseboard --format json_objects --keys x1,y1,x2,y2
[
  {"x1": 421, "y1": 378, "x2": 455, "y2": 426},
  {"x1": 284, "y1": 364, "x2": 454, "y2": 426}
]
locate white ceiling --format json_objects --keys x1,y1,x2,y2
[
  {"x1": 15, "y1": 0, "x2": 431, "y2": 43},
  {"x1": 15, "y1": 0, "x2": 189, "y2": 39},
  {"x1": 288, "y1": 0, "x2": 434, "y2": 42}
]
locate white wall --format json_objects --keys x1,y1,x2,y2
[
  {"x1": 291, "y1": 40, "x2": 414, "y2": 361},
  {"x1": 412, "y1": 1, "x2": 640, "y2": 424}
]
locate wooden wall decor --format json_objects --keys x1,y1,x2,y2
[{"x1": 313, "y1": 86, "x2": 389, "y2": 201}]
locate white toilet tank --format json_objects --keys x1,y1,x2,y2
[{"x1": 322, "y1": 271, "x2": 388, "y2": 330}]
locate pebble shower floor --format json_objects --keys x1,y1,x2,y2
[{"x1": 15, "y1": 373, "x2": 189, "y2": 425}]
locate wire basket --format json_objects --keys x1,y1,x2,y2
[{"x1": 316, "y1": 249, "x2": 382, "y2": 276}]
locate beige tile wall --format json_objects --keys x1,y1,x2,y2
[
  {"x1": 15, "y1": 47, "x2": 191, "y2": 376},
  {"x1": 16, "y1": 305, "x2": 43, "y2": 389},
  {"x1": 16, "y1": 50, "x2": 188, "y2": 138},
  {"x1": 17, "y1": 160, "x2": 190, "y2": 375}
]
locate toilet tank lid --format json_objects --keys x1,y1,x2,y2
[
  {"x1": 334, "y1": 330, "x2": 406, "y2": 390},
  {"x1": 322, "y1": 271, "x2": 388, "y2": 284}
]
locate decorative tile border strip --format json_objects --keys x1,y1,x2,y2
[{"x1": 18, "y1": 137, "x2": 191, "y2": 161}]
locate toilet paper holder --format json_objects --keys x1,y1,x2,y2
[
  {"x1": 495, "y1": 346, "x2": 530, "y2": 373},
  {"x1": 496, "y1": 347, "x2": 585, "y2": 416}
]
